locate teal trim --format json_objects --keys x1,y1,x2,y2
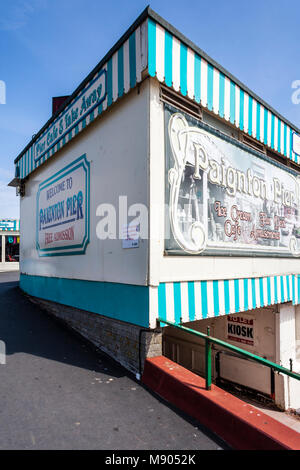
[
  {"x1": 284, "y1": 123, "x2": 287, "y2": 156},
  {"x1": 274, "y1": 276, "x2": 278, "y2": 304},
  {"x1": 267, "y1": 277, "x2": 271, "y2": 306},
  {"x1": 129, "y1": 32, "x2": 136, "y2": 89},
  {"x1": 20, "y1": 274, "x2": 150, "y2": 328},
  {"x1": 278, "y1": 119, "x2": 281, "y2": 154},
  {"x1": 256, "y1": 103, "x2": 261, "y2": 141},
  {"x1": 219, "y1": 73, "x2": 225, "y2": 118},
  {"x1": 248, "y1": 96, "x2": 253, "y2": 136},
  {"x1": 194, "y1": 54, "x2": 201, "y2": 103},
  {"x1": 234, "y1": 279, "x2": 240, "y2": 312},
  {"x1": 148, "y1": 19, "x2": 156, "y2": 77},
  {"x1": 118, "y1": 45, "x2": 124, "y2": 98},
  {"x1": 251, "y1": 278, "x2": 256, "y2": 309},
  {"x1": 292, "y1": 275, "x2": 295, "y2": 304},
  {"x1": 158, "y1": 283, "x2": 167, "y2": 322},
  {"x1": 180, "y1": 43, "x2": 187, "y2": 96},
  {"x1": 243, "y1": 278, "x2": 249, "y2": 311},
  {"x1": 271, "y1": 114, "x2": 275, "y2": 149},
  {"x1": 286, "y1": 275, "x2": 290, "y2": 301},
  {"x1": 213, "y1": 280, "x2": 219, "y2": 316},
  {"x1": 264, "y1": 108, "x2": 268, "y2": 145},
  {"x1": 201, "y1": 281, "x2": 208, "y2": 319},
  {"x1": 224, "y1": 280, "x2": 230, "y2": 314},
  {"x1": 280, "y1": 276, "x2": 284, "y2": 303},
  {"x1": 259, "y1": 277, "x2": 264, "y2": 307},
  {"x1": 239, "y1": 89, "x2": 244, "y2": 131},
  {"x1": 188, "y1": 281, "x2": 195, "y2": 321},
  {"x1": 230, "y1": 81, "x2": 235, "y2": 124},
  {"x1": 107, "y1": 57, "x2": 113, "y2": 106},
  {"x1": 207, "y1": 64, "x2": 214, "y2": 111},
  {"x1": 164, "y1": 31, "x2": 173, "y2": 88},
  {"x1": 173, "y1": 282, "x2": 181, "y2": 324}
]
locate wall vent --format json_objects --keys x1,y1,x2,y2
[
  {"x1": 241, "y1": 134, "x2": 266, "y2": 154},
  {"x1": 160, "y1": 85, "x2": 202, "y2": 120}
]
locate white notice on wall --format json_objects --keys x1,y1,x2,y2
[{"x1": 122, "y1": 223, "x2": 140, "y2": 249}]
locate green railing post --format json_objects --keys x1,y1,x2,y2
[{"x1": 205, "y1": 326, "x2": 212, "y2": 390}]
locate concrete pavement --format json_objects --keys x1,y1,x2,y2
[{"x1": 0, "y1": 272, "x2": 227, "y2": 450}]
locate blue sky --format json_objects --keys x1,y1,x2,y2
[{"x1": 0, "y1": 0, "x2": 299, "y2": 218}]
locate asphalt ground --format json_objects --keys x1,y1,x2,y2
[{"x1": 0, "y1": 271, "x2": 228, "y2": 450}]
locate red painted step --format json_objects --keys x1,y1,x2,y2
[{"x1": 142, "y1": 356, "x2": 300, "y2": 450}]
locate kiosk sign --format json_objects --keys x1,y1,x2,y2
[
  {"x1": 227, "y1": 315, "x2": 255, "y2": 346},
  {"x1": 36, "y1": 154, "x2": 90, "y2": 256},
  {"x1": 165, "y1": 106, "x2": 300, "y2": 257}
]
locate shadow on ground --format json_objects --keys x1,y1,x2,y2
[{"x1": 0, "y1": 278, "x2": 124, "y2": 378}]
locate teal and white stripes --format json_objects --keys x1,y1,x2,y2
[
  {"x1": 16, "y1": 22, "x2": 146, "y2": 180},
  {"x1": 148, "y1": 19, "x2": 298, "y2": 164},
  {"x1": 156, "y1": 274, "x2": 300, "y2": 324},
  {"x1": 16, "y1": 14, "x2": 300, "y2": 180}
]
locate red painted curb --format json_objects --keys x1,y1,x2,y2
[{"x1": 142, "y1": 356, "x2": 300, "y2": 450}]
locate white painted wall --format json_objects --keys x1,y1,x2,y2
[
  {"x1": 148, "y1": 79, "x2": 300, "y2": 286},
  {"x1": 20, "y1": 82, "x2": 150, "y2": 285},
  {"x1": 276, "y1": 304, "x2": 300, "y2": 409}
]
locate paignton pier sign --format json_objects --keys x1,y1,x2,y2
[
  {"x1": 165, "y1": 108, "x2": 300, "y2": 257},
  {"x1": 36, "y1": 154, "x2": 90, "y2": 256},
  {"x1": 35, "y1": 70, "x2": 106, "y2": 162}
]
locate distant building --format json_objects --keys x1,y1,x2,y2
[{"x1": 0, "y1": 219, "x2": 20, "y2": 268}]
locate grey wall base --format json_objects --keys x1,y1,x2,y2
[{"x1": 27, "y1": 295, "x2": 162, "y2": 376}]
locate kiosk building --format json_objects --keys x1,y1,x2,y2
[{"x1": 12, "y1": 8, "x2": 300, "y2": 410}]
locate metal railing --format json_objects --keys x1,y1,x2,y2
[{"x1": 158, "y1": 318, "x2": 300, "y2": 391}]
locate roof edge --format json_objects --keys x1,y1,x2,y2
[
  {"x1": 14, "y1": 6, "x2": 300, "y2": 165},
  {"x1": 147, "y1": 7, "x2": 300, "y2": 136},
  {"x1": 14, "y1": 5, "x2": 151, "y2": 164}
]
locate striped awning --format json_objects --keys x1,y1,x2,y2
[
  {"x1": 156, "y1": 274, "x2": 300, "y2": 325},
  {"x1": 15, "y1": 21, "x2": 147, "y2": 180},
  {"x1": 148, "y1": 18, "x2": 299, "y2": 164},
  {"x1": 15, "y1": 9, "x2": 300, "y2": 181}
]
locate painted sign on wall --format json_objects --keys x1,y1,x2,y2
[
  {"x1": 36, "y1": 154, "x2": 90, "y2": 256},
  {"x1": 34, "y1": 70, "x2": 106, "y2": 162},
  {"x1": 226, "y1": 314, "x2": 255, "y2": 346},
  {"x1": 165, "y1": 105, "x2": 300, "y2": 257},
  {"x1": 0, "y1": 220, "x2": 18, "y2": 231}
]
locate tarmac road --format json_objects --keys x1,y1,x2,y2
[{"x1": 0, "y1": 271, "x2": 227, "y2": 450}]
